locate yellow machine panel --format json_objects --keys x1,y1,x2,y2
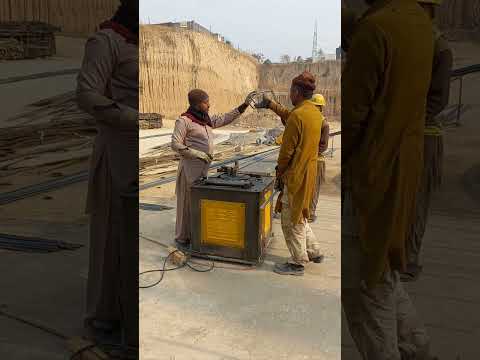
[
  {"x1": 191, "y1": 170, "x2": 275, "y2": 264},
  {"x1": 262, "y1": 201, "x2": 272, "y2": 237},
  {"x1": 264, "y1": 190, "x2": 272, "y2": 203},
  {"x1": 200, "y1": 199, "x2": 246, "y2": 249}
]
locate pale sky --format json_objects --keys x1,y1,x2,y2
[{"x1": 140, "y1": 0, "x2": 341, "y2": 62}]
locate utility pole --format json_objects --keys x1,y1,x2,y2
[{"x1": 312, "y1": 20, "x2": 318, "y2": 62}]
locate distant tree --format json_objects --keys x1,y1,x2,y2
[
  {"x1": 280, "y1": 54, "x2": 291, "y2": 63},
  {"x1": 296, "y1": 56, "x2": 303, "y2": 63},
  {"x1": 264, "y1": 59, "x2": 272, "y2": 65},
  {"x1": 252, "y1": 53, "x2": 265, "y2": 63},
  {"x1": 226, "y1": 40, "x2": 232, "y2": 46}
]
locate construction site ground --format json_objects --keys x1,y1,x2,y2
[
  {"x1": 341, "y1": 41, "x2": 480, "y2": 359},
  {"x1": 138, "y1": 120, "x2": 341, "y2": 360},
  {"x1": 2, "y1": 30, "x2": 478, "y2": 360},
  {"x1": 0, "y1": 36, "x2": 91, "y2": 359}
]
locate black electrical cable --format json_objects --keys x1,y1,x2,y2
[
  {"x1": 185, "y1": 258, "x2": 215, "y2": 273},
  {"x1": 139, "y1": 248, "x2": 216, "y2": 289},
  {"x1": 188, "y1": 258, "x2": 255, "y2": 271},
  {"x1": 70, "y1": 342, "x2": 139, "y2": 360},
  {"x1": 139, "y1": 250, "x2": 187, "y2": 288},
  {"x1": 69, "y1": 343, "x2": 99, "y2": 360}
]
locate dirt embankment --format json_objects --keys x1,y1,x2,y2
[
  {"x1": 140, "y1": 25, "x2": 259, "y2": 119},
  {"x1": 259, "y1": 61, "x2": 341, "y2": 118},
  {"x1": 140, "y1": 26, "x2": 342, "y2": 124}
]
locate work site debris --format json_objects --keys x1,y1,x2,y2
[
  {"x1": 231, "y1": 110, "x2": 283, "y2": 129},
  {"x1": 0, "y1": 21, "x2": 59, "y2": 59},
  {"x1": 0, "y1": 91, "x2": 96, "y2": 179},
  {"x1": 140, "y1": 113, "x2": 163, "y2": 129},
  {"x1": 139, "y1": 128, "x2": 282, "y2": 178},
  {"x1": 0, "y1": 38, "x2": 24, "y2": 59},
  {"x1": 0, "y1": 233, "x2": 83, "y2": 253},
  {"x1": 226, "y1": 130, "x2": 266, "y2": 146},
  {"x1": 256, "y1": 127, "x2": 284, "y2": 145}
]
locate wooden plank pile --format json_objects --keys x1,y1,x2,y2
[
  {"x1": 0, "y1": 91, "x2": 96, "y2": 179},
  {"x1": 0, "y1": 0, "x2": 119, "y2": 36},
  {"x1": 0, "y1": 37, "x2": 24, "y2": 59},
  {"x1": 139, "y1": 112, "x2": 163, "y2": 129},
  {"x1": 0, "y1": 21, "x2": 59, "y2": 59}
]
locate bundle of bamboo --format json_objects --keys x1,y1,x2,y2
[
  {"x1": 0, "y1": 38, "x2": 24, "y2": 59},
  {"x1": 0, "y1": 21, "x2": 59, "y2": 59},
  {"x1": 0, "y1": 91, "x2": 96, "y2": 179},
  {"x1": 0, "y1": 0, "x2": 119, "y2": 36}
]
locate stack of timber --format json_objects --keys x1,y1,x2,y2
[
  {"x1": 0, "y1": 21, "x2": 59, "y2": 59},
  {"x1": 0, "y1": 91, "x2": 96, "y2": 178},
  {"x1": 0, "y1": 38, "x2": 24, "y2": 59},
  {"x1": 140, "y1": 113, "x2": 163, "y2": 129}
]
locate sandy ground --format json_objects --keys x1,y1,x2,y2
[
  {"x1": 0, "y1": 36, "x2": 85, "y2": 121},
  {"x1": 0, "y1": 36, "x2": 89, "y2": 360},
  {"x1": 342, "y1": 41, "x2": 480, "y2": 359},
  {"x1": 139, "y1": 132, "x2": 341, "y2": 359}
]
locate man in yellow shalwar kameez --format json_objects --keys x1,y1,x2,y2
[
  {"x1": 402, "y1": 0, "x2": 453, "y2": 282},
  {"x1": 258, "y1": 93, "x2": 329, "y2": 224},
  {"x1": 342, "y1": 0, "x2": 436, "y2": 358},
  {"x1": 257, "y1": 71, "x2": 323, "y2": 276}
]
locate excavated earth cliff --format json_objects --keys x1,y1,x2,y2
[{"x1": 140, "y1": 25, "x2": 342, "y2": 123}]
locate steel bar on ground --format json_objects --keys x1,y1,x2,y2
[
  {"x1": 0, "y1": 68, "x2": 80, "y2": 85},
  {"x1": 0, "y1": 171, "x2": 88, "y2": 205}
]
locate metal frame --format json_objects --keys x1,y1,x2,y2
[{"x1": 450, "y1": 64, "x2": 480, "y2": 126}]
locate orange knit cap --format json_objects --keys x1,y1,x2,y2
[{"x1": 292, "y1": 71, "x2": 316, "y2": 92}]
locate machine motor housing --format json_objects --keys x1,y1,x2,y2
[{"x1": 190, "y1": 172, "x2": 274, "y2": 264}]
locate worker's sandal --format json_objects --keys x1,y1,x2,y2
[{"x1": 274, "y1": 263, "x2": 305, "y2": 276}]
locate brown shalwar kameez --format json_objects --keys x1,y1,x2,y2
[
  {"x1": 171, "y1": 109, "x2": 242, "y2": 243},
  {"x1": 76, "y1": 28, "x2": 138, "y2": 329}
]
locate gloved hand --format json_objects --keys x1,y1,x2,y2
[
  {"x1": 181, "y1": 147, "x2": 213, "y2": 163},
  {"x1": 254, "y1": 93, "x2": 272, "y2": 109},
  {"x1": 244, "y1": 91, "x2": 257, "y2": 106}
]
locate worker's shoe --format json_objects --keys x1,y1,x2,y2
[
  {"x1": 309, "y1": 254, "x2": 324, "y2": 264},
  {"x1": 308, "y1": 215, "x2": 317, "y2": 223},
  {"x1": 274, "y1": 262, "x2": 305, "y2": 276}
]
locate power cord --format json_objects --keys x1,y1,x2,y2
[
  {"x1": 69, "y1": 343, "x2": 98, "y2": 360},
  {"x1": 139, "y1": 249, "x2": 188, "y2": 288},
  {"x1": 139, "y1": 234, "x2": 260, "y2": 289},
  {"x1": 70, "y1": 342, "x2": 139, "y2": 360}
]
